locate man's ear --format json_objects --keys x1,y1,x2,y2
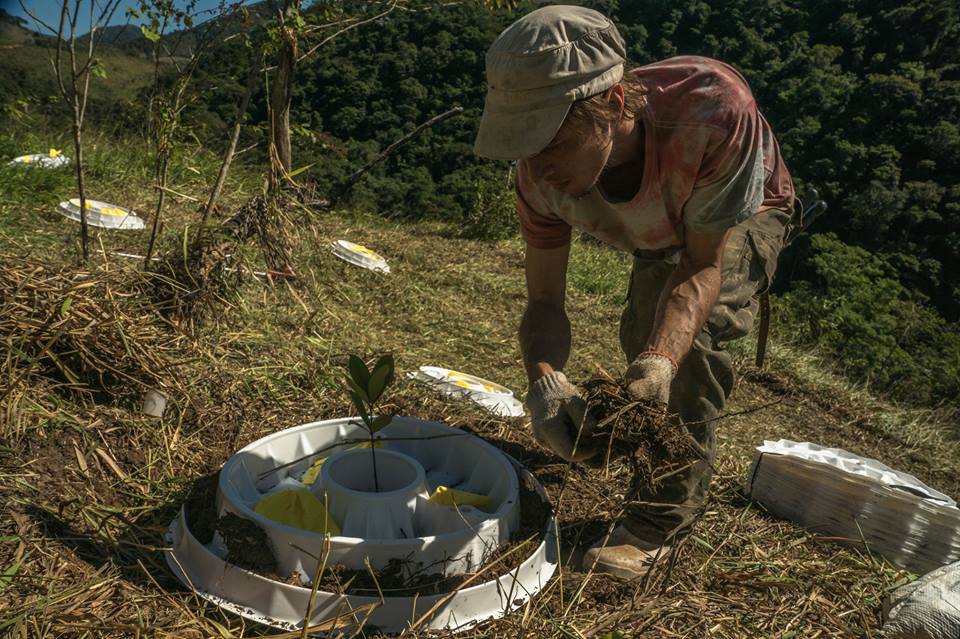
[{"x1": 606, "y1": 83, "x2": 626, "y2": 113}]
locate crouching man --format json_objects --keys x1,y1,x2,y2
[{"x1": 473, "y1": 5, "x2": 795, "y2": 578}]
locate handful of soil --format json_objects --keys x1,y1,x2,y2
[{"x1": 580, "y1": 369, "x2": 696, "y2": 489}]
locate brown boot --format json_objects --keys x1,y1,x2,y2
[{"x1": 581, "y1": 525, "x2": 670, "y2": 579}]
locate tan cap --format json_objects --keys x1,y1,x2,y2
[{"x1": 474, "y1": 5, "x2": 626, "y2": 161}]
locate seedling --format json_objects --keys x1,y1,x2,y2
[{"x1": 346, "y1": 354, "x2": 395, "y2": 492}]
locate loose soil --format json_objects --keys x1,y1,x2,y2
[
  {"x1": 580, "y1": 369, "x2": 695, "y2": 489},
  {"x1": 215, "y1": 512, "x2": 278, "y2": 574},
  {"x1": 183, "y1": 471, "x2": 219, "y2": 545}
]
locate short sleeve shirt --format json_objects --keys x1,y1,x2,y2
[{"x1": 516, "y1": 56, "x2": 795, "y2": 253}]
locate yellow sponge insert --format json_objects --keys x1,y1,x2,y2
[
  {"x1": 429, "y1": 485, "x2": 492, "y2": 510},
  {"x1": 254, "y1": 489, "x2": 341, "y2": 535}
]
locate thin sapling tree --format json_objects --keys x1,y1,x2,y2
[
  {"x1": 19, "y1": 0, "x2": 125, "y2": 262},
  {"x1": 346, "y1": 354, "x2": 395, "y2": 493}
]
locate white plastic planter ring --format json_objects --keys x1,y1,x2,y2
[
  {"x1": 166, "y1": 417, "x2": 557, "y2": 633},
  {"x1": 9, "y1": 152, "x2": 70, "y2": 168},
  {"x1": 57, "y1": 198, "x2": 146, "y2": 230},
  {"x1": 410, "y1": 366, "x2": 525, "y2": 417},
  {"x1": 329, "y1": 239, "x2": 390, "y2": 273}
]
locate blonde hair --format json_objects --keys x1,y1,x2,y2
[{"x1": 564, "y1": 72, "x2": 647, "y2": 138}]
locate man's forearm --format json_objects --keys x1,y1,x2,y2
[
  {"x1": 520, "y1": 301, "x2": 572, "y2": 383},
  {"x1": 645, "y1": 257, "x2": 722, "y2": 364}
]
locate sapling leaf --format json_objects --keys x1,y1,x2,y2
[
  {"x1": 141, "y1": 25, "x2": 161, "y2": 42},
  {"x1": 350, "y1": 391, "x2": 369, "y2": 423},
  {"x1": 367, "y1": 364, "x2": 392, "y2": 404},
  {"x1": 370, "y1": 414, "x2": 392, "y2": 433},
  {"x1": 347, "y1": 377, "x2": 369, "y2": 404},
  {"x1": 348, "y1": 355, "x2": 370, "y2": 388}
]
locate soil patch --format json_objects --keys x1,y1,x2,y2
[
  {"x1": 215, "y1": 512, "x2": 278, "y2": 574},
  {"x1": 580, "y1": 370, "x2": 695, "y2": 489},
  {"x1": 183, "y1": 471, "x2": 219, "y2": 545}
]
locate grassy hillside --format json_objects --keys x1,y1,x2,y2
[
  {"x1": 0, "y1": 11, "x2": 154, "y2": 124},
  {"x1": 1, "y1": 124, "x2": 959, "y2": 637}
]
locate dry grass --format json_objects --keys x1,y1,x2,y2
[{"x1": 1, "y1": 145, "x2": 957, "y2": 636}]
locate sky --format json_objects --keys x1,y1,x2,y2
[{"x1": 1, "y1": 1, "x2": 259, "y2": 36}]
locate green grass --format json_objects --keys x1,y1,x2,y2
[{"x1": 566, "y1": 235, "x2": 633, "y2": 301}]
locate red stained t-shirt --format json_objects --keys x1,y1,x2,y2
[{"x1": 515, "y1": 56, "x2": 795, "y2": 254}]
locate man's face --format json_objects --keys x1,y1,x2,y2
[{"x1": 523, "y1": 113, "x2": 615, "y2": 199}]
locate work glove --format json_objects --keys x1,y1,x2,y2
[
  {"x1": 526, "y1": 371, "x2": 599, "y2": 462},
  {"x1": 624, "y1": 352, "x2": 678, "y2": 406}
]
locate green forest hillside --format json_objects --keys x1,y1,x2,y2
[{"x1": 1, "y1": 0, "x2": 958, "y2": 410}]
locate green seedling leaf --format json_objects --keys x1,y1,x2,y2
[
  {"x1": 370, "y1": 414, "x2": 392, "y2": 433},
  {"x1": 347, "y1": 378, "x2": 369, "y2": 404},
  {"x1": 348, "y1": 355, "x2": 370, "y2": 389},
  {"x1": 367, "y1": 357, "x2": 394, "y2": 403},
  {"x1": 60, "y1": 296, "x2": 73, "y2": 318},
  {"x1": 350, "y1": 391, "x2": 369, "y2": 422},
  {"x1": 140, "y1": 24, "x2": 161, "y2": 42}
]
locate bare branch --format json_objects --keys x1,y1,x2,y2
[
  {"x1": 17, "y1": 1, "x2": 59, "y2": 34},
  {"x1": 295, "y1": 0, "x2": 399, "y2": 65}
]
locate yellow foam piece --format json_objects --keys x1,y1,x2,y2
[
  {"x1": 254, "y1": 488, "x2": 340, "y2": 535},
  {"x1": 448, "y1": 372, "x2": 501, "y2": 393},
  {"x1": 99, "y1": 206, "x2": 126, "y2": 216},
  {"x1": 22, "y1": 156, "x2": 33, "y2": 164},
  {"x1": 301, "y1": 440, "x2": 384, "y2": 486},
  {"x1": 429, "y1": 485, "x2": 492, "y2": 510},
  {"x1": 346, "y1": 242, "x2": 382, "y2": 259},
  {"x1": 48, "y1": 148, "x2": 61, "y2": 157}
]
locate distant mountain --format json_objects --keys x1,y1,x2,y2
[
  {"x1": 81, "y1": 23, "x2": 154, "y2": 56},
  {"x1": 0, "y1": 7, "x2": 44, "y2": 46}
]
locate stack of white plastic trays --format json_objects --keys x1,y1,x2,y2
[{"x1": 745, "y1": 439, "x2": 960, "y2": 574}]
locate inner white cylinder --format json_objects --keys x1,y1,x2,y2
[
  {"x1": 325, "y1": 448, "x2": 421, "y2": 494},
  {"x1": 321, "y1": 448, "x2": 429, "y2": 539}
]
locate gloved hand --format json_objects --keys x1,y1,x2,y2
[
  {"x1": 624, "y1": 352, "x2": 678, "y2": 405},
  {"x1": 526, "y1": 371, "x2": 599, "y2": 462}
]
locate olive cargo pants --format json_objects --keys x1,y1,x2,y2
[{"x1": 619, "y1": 209, "x2": 791, "y2": 545}]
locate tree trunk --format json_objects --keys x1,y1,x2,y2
[
  {"x1": 144, "y1": 157, "x2": 168, "y2": 264},
  {"x1": 72, "y1": 114, "x2": 89, "y2": 262},
  {"x1": 201, "y1": 66, "x2": 259, "y2": 229},
  {"x1": 268, "y1": 7, "x2": 299, "y2": 182}
]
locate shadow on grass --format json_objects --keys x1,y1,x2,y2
[{"x1": 23, "y1": 471, "x2": 219, "y2": 593}]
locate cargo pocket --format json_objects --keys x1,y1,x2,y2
[{"x1": 745, "y1": 211, "x2": 789, "y2": 295}]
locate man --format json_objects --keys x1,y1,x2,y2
[{"x1": 473, "y1": 5, "x2": 795, "y2": 578}]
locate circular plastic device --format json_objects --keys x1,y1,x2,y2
[
  {"x1": 165, "y1": 417, "x2": 556, "y2": 633},
  {"x1": 329, "y1": 239, "x2": 390, "y2": 273},
  {"x1": 9, "y1": 152, "x2": 70, "y2": 169},
  {"x1": 57, "y1": 198, "x2": 146, "y2": 230},
  {"x1": 409, "y1": 366, "x2": 525, "y2": 418}
]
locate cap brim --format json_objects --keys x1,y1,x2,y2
[{"x1": 473, "y1": 100, "x2": 572, "y2": 161}]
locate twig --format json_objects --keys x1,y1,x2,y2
[{"x1": 326, "y1": 106, "x2": 464, "y2": 208}]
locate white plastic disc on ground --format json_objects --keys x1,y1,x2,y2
[
  {"x1": 165, "y1": 416, "x2": 556, "y2": 633},
  {"x1": 409, "y1": 367, "x2": 525, "y2": 417},
  {"x1": 9, "y1": 151, "x2": 70, "y2": 169},
  {"x1": 57, "y1": 198, "x2": 145, "y2": 230},
  {"x1": 329, "y1": 239, "x2": 390, "y2": 273}
]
